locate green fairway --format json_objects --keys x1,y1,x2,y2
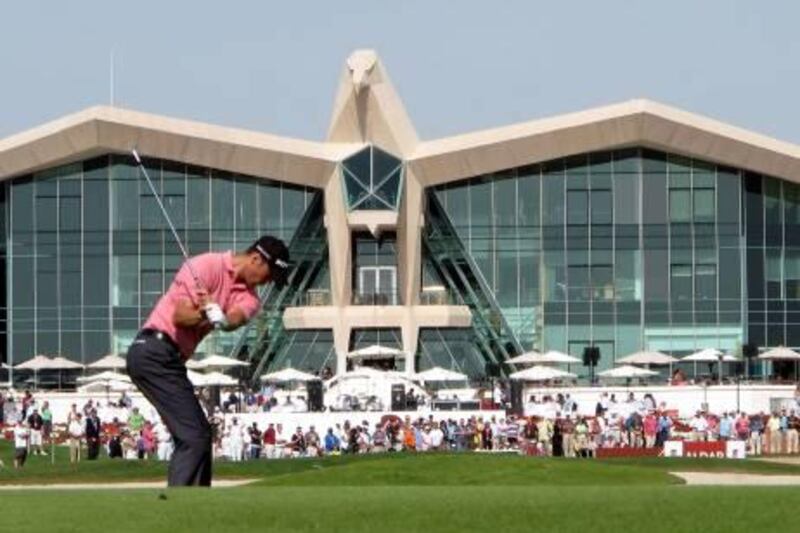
[{"x1": 2, "y1": 441, "x2": 800, "y2": 532}]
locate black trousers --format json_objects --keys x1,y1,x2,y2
[{"x1": 126, "y1": 332, "x2": 212, "y2": 487}]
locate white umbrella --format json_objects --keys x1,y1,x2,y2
[
  {"x1": 88, "y1": 354, "x2": 127, "y2": 370},
  {"x1": 682, "y1": 348, "x2": 738, "y2": 362},
  {"x1": 510, "y1": 350, "x2": 582, "y2": 365},
  {"x1": 260, "y1": 367, "x2": 317, "y2": 383},
  {"x1": 49, "y1": 356, "x2": 84, "y2": 370},
  {"x1": 15, "y1": 355, "x2": 55, "y2": 370},
  {"x1": 78, "y1": 379, "x2": 136, "y2": 393},
  {"x1": 190, "y1": 354, "x2": 249, "y2": 371},
  {"x1": 758, "y1": 347, "x2": 800, "y2": 361},
  {"x1": 616, "y1": 350, "x2": 678, "y2": 365},
  {"x1": 187, "y1": 369, "x2": 209, "y2": 387},
  {"x1": 15, "y1": 355, "x2": 54, "y2": 389},
  {"x1": 414, "y1": 366, "x2": 468, "y2": 382},
  {"x1": 509, "y1": 365, "x2": 577, "y2": 381},
  {"x1": 1, "y1": 362, "x2": 10, "y2": 370},
  {"x1": 506, "y1": 351, "x2": 543, "y2": 365},
  {"x1": 196, "y1": 371, "x2": 238, "y2": 387},
  {"x1": 77, "y1": 371, "x2": 132, "y2": 383},
  {"x1": 598, "y1": 365, "x2": 659, "y2": 379},
  {"x1": 347, "y1": 345, "x2": 406, "y2": 361}
]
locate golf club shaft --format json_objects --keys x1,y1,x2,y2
[{"x1": 131, "y1": 149, "x2": 205, "y2": 291}]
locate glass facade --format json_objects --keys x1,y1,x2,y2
[
  {"x1": 4, "y1": 155, "x2": 316, "y2": 365},
  {"x1": 341, "y1": 145, "x2": 403, "y2": 210},
  {"x1": 432, "y1": 147, "x2": 800, "y2": 372}
]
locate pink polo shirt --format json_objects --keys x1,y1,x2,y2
[{"x1": 143, "y1": 251, "x2": 260, "y2": 360}]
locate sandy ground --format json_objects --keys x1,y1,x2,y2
[
  {"x1": 672, "y1": 472, "x2": 800, "y2": 486},
  {"x1": 0, "y1": 479, "x2": 258, "y2": 491}
]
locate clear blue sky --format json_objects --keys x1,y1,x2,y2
[{"x1": 2, "y1": 1, "x2": 799, "y2": 144}]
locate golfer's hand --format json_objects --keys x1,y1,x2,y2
[{"x1": 203, "y1": 302, "x2": 227, "y2": 329}]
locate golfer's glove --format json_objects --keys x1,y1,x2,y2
[{"x1": 203, "y1": 302, "x2": 227, "y2": 329}]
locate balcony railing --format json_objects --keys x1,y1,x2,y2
[
  {"x1": 352, "y1": 291, "x2": 401, "y2": 306},
  {"x1": 297, "y1": 289, "x2": 332, "y2": 307}
]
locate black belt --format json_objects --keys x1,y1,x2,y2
[{"x1": 139, "y1": 328, "x2": 180, "y2": 353}]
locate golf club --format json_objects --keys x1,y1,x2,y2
[{"x1": 131, "y1": 148, "x2": 222, "y2": 328}]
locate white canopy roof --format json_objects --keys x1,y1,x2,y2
[
  {"x1": 347, "y1": 345, "x2": 406, "y2": 361},
  {"x1": 15, "y1": 355, "x2": 55, "y2": 370},
  {"x1": 616, "y1": 351, "x2": 678, "y2": 365},
  {"x1": 260, "y1": 367, "x2": 318, "y2": 383},
  {"x1": 682, "y1": 349, "x2": 739, "y2": 363},
  {"x1": 190, "y1": 354, "x2": 249, "y2": 370},
  {"x1": 506, "y1": 351, "x2": 543, "y2": 365},
  {"x1": 509, "y1": 365, "x2": 577, "y2": 381},
  {"x1": 414, "y1": 366, "x2": 468, "y2": 382},
  {"x1": 77, "y1": 380, "x2": 136, "y2": 393},
  {"x1": 76, "y1": 371, "x2": 131, "y2": 383},
  {"x1": 49, "y1": 356, "x2": 85, "y2": 370},
  {"x1": 758, "y1": 347, "x2": 800, "y2": 361},
  {"x1": 88, "y1": 354, "x2": 127, "y2": 370},
  {"x1": 196, "y1": 371, "x2": 239, "y2": 387},
  {"x1": 507, "y1": 351, "x2": 581, "y2": 365},
  {"x1": 598, "y1": 365, "x2": 659, "y2": 379},
  {"x1": 1, "y1": 362, "x2": 10, "y2": 370}
]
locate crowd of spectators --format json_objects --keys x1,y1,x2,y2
[{"x1": 4, "y1": 387, "x2": 800, "y2": 468}]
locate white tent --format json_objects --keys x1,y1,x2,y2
[
  {"x1": 598, "y1": 365, "x2": 659, "y2": 379},
  {"x1": 196, "y1": 371, "x2": 238, "y2": 387},
  {"x1": 509, "y1": 350, "x2": 582, "y2": 365},
  {"x1": 1, "y1": 362, "x2": 10, "y2": 370},
  {"x1": 190, "y1": 354, "x2": 249, "y2": 371},
  {"x1": 88, "y1": 354, "x2": 127, "y2": 370},
  {"x1": 682, "y1": 348, "x2": 739, "y2": 362},
  {"x1": 506, "y1": 351, "x2": 543, "y2": 365},
  {"x1": 616, "y1": 350, "x2": 678, "y2": 365},
  {"x1": 77, "y1": 371, "x2": 131, "y2": 384},
  {"x1": 49, "y1": 356, "x2": 85, "y2": 370},
  {"x1": 260, "y1": 367, "x2": 318, "y2": 383},
  {"x1": 77, "y1": 379, "x2": 136, "y2": 393},
  {"x1": 414, "y1": 366, "x2": 468, "y2": 382},
  {"x1": 509, "y1": 365, "x2": 577, "y2": 381},
  {"x1": 15, "y1": 355, "x2": 55, "y2": 370},
  {"x1": 758, "y1": 347, "x2": 800, "y2": 361},
  {"x1": 347, "y1": 345, "x2": 406, "y2": 362},
  {"x1": 187, "y1": 369, "x2": 209, "y2": 387}
]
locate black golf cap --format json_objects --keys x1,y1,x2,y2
[{"x1": 250, "y1": 235, "x2": 291, "y2": 287}]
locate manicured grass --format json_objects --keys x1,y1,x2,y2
[{"x1": 2, "y1": 441, "x2": 800, "y2": 532}]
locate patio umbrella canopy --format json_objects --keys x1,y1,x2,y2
[
  {"x1": 509, "y1": 365, "x2": 577, "y2": 381},
  {"x1": 682, "y1": 348, "x2": 739, "y2": 362},
  {"x1": 191, "y1": 354, "x2": 250, "y2": 371},
  {"x1": 197, "y1": 371, "x2": 239, "y2": 387},
  {"x1": 15, "y1": 355, "x2": 55, "y2": 370},
  {"x1": 758, "y1": 347, "x2": 800, "y2": 360},
  {"x1": 347, "y1": 344, "x2": 406, "y2": 362},
  {"x1": 49, "y1": 356, "x2": 85, "y2": 370},
  {"x1": 76, "y1": 371, "x2": 131, "y2": 383},
  {"x1": 598, "y1": 365, "x2": 659, "y2": 379},
  {"x1": 414, "y1": 366, "x2": 468, "y2": 382},
  {"x1": 506, "y1": 351, "x2": 543, "y2": 365},
  {"x1": 616, "y1": 350, "x2": 678, "y2": 365},
  {"x1": 88, "y1": 354, "x2": 127, "y2": 370},
  {"x1": 260, "y1": 367, "x2": 318, "y2": 383}
]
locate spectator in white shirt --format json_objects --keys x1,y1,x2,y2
[
  {"x1": 68, "y1": 414, "x2": 84, "y2": 463},
  {"x1": 13, "y1": 418, "x2": 30, "y2": 469},
  {"x1": 690, "y1": 412, "x2": 709, "y2": 442},
  {"x1": 429, "y1": 423, "x2": 444, "y2": 450}
]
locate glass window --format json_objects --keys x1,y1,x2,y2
[
  {"x1": 694, "y1": 189, "x2": 715, "y2": 222},
  {"x1": 567, "y1": 190, "x2": 588, "y2": 225},
  {"x1": 591, "y1": 189, "x2": 612, "y2": 225},
  {"x1": 670, "y1": 264, "x2": 692, "y2": 301},
  {"x1": 669, "y1": 189, "x2": 691, "y2": 222},
  {"x1": 695, "y1": 264, "x2": 717, "y2": 301}
]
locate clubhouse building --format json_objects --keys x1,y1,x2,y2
[{"x1": 2, "y1": 50, "x2": 800, "y2": 381}]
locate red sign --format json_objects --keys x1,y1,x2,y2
[
  {"x1": 596, "y1": 447, "x2": 662, "y2": 458},
  {"x1": 683, "y1": 441, "x2": 725, "y2": 458}
]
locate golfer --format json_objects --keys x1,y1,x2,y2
[{"x1": 127, "y1": 235, "x2": 289, "y2": 486}]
